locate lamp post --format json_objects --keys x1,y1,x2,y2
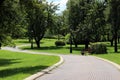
[
  {"x1": 31, "y1": 30, "x2": 33, "y2": 49},
  {"x1": 70, "y1": 31, "x2": 72, "y2": 53},
  {"x1": 69, "y1": 0, "x2": 72, "y2": 53}
]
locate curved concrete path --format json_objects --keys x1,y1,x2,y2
[
  {"x1": 36, "y1": 55, "x2": 120, "y2": 80},
  {"x1": 2, "y1": 47, "x2": 120, "y2": 80}
]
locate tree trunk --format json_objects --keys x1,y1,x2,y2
[
  {"x1": 110, "y1": 40, "x2": 114, "y2": 46},
  {"x1": 31, "y1": 38, "x2": 33, "y2": 49},
  {"x1": 73, "y1": 37, "x2": 78, "y2": 48},
  {"x1": 107, "y1": 34, "x2": 110, "y2": 41},
  {"x1": 75, "y1": 42, "x2": 78, "y2": 48},
  {"x1": 114, "y1": 32, "x2": 118, "y2": 52},
  {"x1": 85, "y1": 41, "x2": 89, "y2": 49},
  {"x1": 36, "y1": 40, "x2": 40, "y2": 48},
  {"x1": 110, "y1": 37, "x2": 114, "y2": 46}
]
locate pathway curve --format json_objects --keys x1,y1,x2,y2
[
  {"x1": 36, "y1": 55, "x2": 120, "y2": 80},
  {"x1": 2, "y1": 47, "x2": 120, "y2": 80}
]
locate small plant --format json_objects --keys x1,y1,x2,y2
[
  {"x1": 55, "y1": 41, "x2": 65, "y2": 46},
  {"x1": 90, "y1": 43, "x2": 107, "y2": 54}
]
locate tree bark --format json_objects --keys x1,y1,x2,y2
[
  {"x1": 85, "y1": 40, "x2": 89, "y2": 49},
  {"x1": 110, "y1": 40, "x2": 113, "y2": 46},
  {"x1": 36, "y1": 40, "x2": 40, "y2": 48},
  {"x1": 73, "y1": 37, "x2": 78, "y2": 48},
  {"x1": 107, "y1": 34, "x2": 110, "y2": 41},
  {"x1": 74, "y1": 42, "x2": 78, "y2": 48},
  {"x1": 110, "y1": 37, "x2": 114, "y2": 46},
  {"x1": 114, "y1": 31, "x2": 118, "y2": 52}
]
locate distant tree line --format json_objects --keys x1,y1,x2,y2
[
  {"x1": 65, "y1": 0, "x2": 120, "y2": 52},
  {"x1": 0, "y1": 0, "x2": 58, "y2": 48},
  {"x1": 0, "y1": 0, "x2": 120, "y2": 52}
]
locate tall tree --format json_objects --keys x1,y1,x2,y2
[
  {"x1": 108, "y1": 0, "x2": 120, "y2": 52},
  {"x1": 0, "y1": 0, "x2": 26, "y2": 45},
  {"x1": 67, "y1": 0, "x2": 107, "y2": 49},
  {"x1": 21, "y1": 0, "x2": 58, "y2": 48},
  {"x1": 68, "y1": 0, "x2": 87, "y2": 48}
]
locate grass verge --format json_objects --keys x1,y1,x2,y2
[
  {"x1": 0, "y1": 50, "x2": 60, "y2": 80},
  {"x1": 94, "y1": 53, "x2": 120, "y2": 65},
  {"x1": 16, "y1": 38, "x2": 85, "y2": 55},
  {"x1": 14, "y1": 39, "x2": 120, "y2": 66}
]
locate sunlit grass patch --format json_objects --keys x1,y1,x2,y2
[{"x1": 0, "y1": 50, "x2": 59, "y2": 80}]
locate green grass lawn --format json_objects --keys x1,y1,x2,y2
[
  {"x1": 14, "y1": 39, "x2": 120, "y2": 55},
  {"x1": 0, "y1": 50, "x2": 60, "y2": 80},
  {"x1": 95, "y1": 53, "x2": 120, "y2": 65},
  {"x1": 16, "y1": 38, "x2": 85, "y2": 55},
  {"x1": 92, "y1": 42, "x2": 120, "y2": 65},
  {"x1": 14, "y1": 38, "x2": 120, "y2": 64},
  {"x1": 13, "y1": 39, "x2": 30, "y2": 45}
]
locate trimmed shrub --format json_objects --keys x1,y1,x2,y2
[
  {"x1": 55, "y1": 41, "x2": 65, "y2": 46},
  {"x1": 90, "y1": 43, "x2": 107, "y2": 54}
]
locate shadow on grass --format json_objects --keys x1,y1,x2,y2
[
  {"x1": 15, "y1": 40, "x2": 44, "y2": 45},
  {"x1": 23, "y1": 46, "x2": 64, "y2": 50},
  {"x1": 16, "y1": 40, "x2": 30, "y2": 44},
  {"x1": 22, "y1": 45, "x2": 85, "y2": 53},
  {"x1": 0, "y1": 59, "x2": 21, "y2": 66},
  {"x1": 65, "y1": 46, "x2": 84, "y2": 51},
  {"x1": 0, "y1": 65, "x2": 48, "y2": 78}
]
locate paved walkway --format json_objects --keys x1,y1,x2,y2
[
  {"x1": 2, "y1": 47, "x2": 120, "y2": 80},
  {"x1": 36, "y1": 55, "x2": 120, "y2": 80}
]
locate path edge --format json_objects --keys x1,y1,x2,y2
[
  {"x1": 95, "y1": 56, "x2": 120, "y2": 70},
  {"x1": 24, "y1": 55, "x2": 64, "y2": 80}
]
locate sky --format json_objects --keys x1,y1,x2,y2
[{"x1": 47, "y1": 0, "x2": 68, "y2": 13}]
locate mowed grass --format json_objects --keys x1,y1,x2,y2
[
  {"x1": 13, "y1": 39, "x2": 30, "y2": 45},
  {"x1": 0, "y1": 50, "x2": 60, "y2": 80},
  {"x1": 95, "y1": 53, "x2": 120, "y2": 65},
  {"x1": 14, "y1": 38, "x2": 120, "y2": 66},
  {"x1": 94, "y1": 42, "x2": 120, "y2": 65},
  {"x1": 17, "y1": 38, "x2": 85, "y2": 55},
  {"x1": 92, "y1": 42, "x2": 120, "y2": 65}
]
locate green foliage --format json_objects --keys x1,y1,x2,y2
[
  {"x1": 15, "y1": 38, "x2": 120, "y2": 55},
  {"x1": 67, "y1": 0, "x2": 107, "y2": 48},
  {"x1": 0, "y1": 50, "x2": 59, "y2": 80},
  {"x1": 55, "y1": 41, "x2": 66, "y2": 46},
  {"x1": 21, "y1": 1, "x2": 58, "y2": 48},
  {"x1": 90, "y1": 43, "x2": 107, "y2": 54},
  {"x1": 0, "y1": 34, "x2": 15, "y2": 47},
  {"x1": 65, "y1": 33, "x2": 70, "y2": 43},
  {"x1": 108, "y1": 0, "x2": 120, "y2": 52},
  {"x1": 0, "y1": 0, "x2": 27, "y2": 44},
  {"x1": 16, "y1": 38, "x2": 85, "y2": 54}
]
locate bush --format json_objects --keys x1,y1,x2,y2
[
  {"x1": 55, "y1": 41, "x2": 65, "y2": 46},
  {"x1": 90, "y1": 43, "x2": 107, "y2": 54},
  {"x1": 0, "y1": 35, "x2": 15, "y2": 47}
]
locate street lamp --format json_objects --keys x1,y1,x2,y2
[
  {"x1": 70, "y1": 31, "x2": 72, "y2": 53},
  {"x1": 70, "y1": 29, "x2": 72, "y2": 53},
  {"x1": 69, "y1": 0, "x2": 72, "y2": 53}
]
